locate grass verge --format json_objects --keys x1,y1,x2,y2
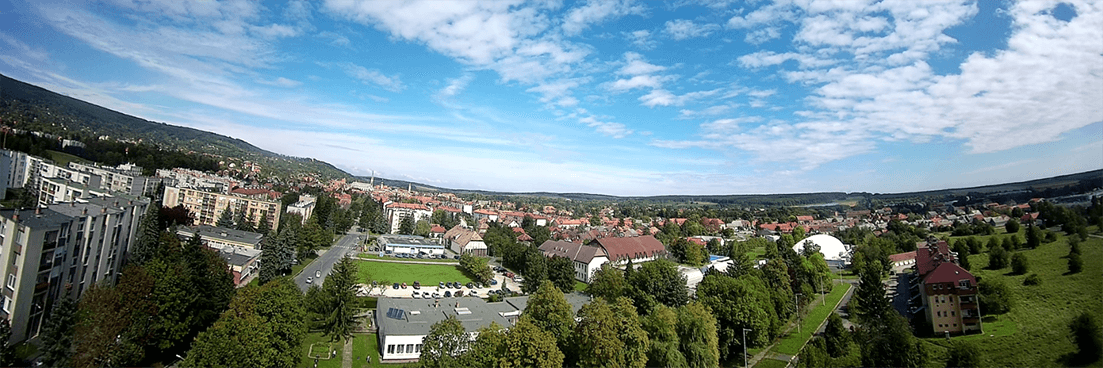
[
  {"x1": 357, "y1": 253, "x2": 457, "y2": 263},
  {"x1": 299, "y1": 332, "x2": 342, "y2": 368},
  {"x1": 356, "y1": 260, "x2": 474, "y2": 285},
  {"x1": 772, "y1": 283, "x2": 852, "y2": 355}
]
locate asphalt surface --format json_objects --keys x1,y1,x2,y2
[{"x1": 294, "y1": 230, "x2": 363, "y2": 291}]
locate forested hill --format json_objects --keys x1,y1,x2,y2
[{"x1": 0, "y1": 74, "x2": 351, "y2": 180}]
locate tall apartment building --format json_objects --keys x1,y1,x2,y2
[
  {"x1": 0, "y1": 197, "x2": 149, "y2": 344},
  {"x1": 162, "y1": 186, "x2": 281, "y2": 232},
  {"x1": 384, "y1": 202, "x2": 431, "y2": 234},
  {"x1": 156, "y1": 168, "x2": 240, "y2": 194},
  {"x1": 286, "y1": 194, "x2": 317, "y2": 224},
  {"x1": 0, "y1": 150, "x2": 159, "y2": 203},
  {"x1": 915, "y1": 240, "x2": 982, "y2": 335},
  {"x1": 68, "y1": 162, "x2": 161, "y2": 197}
]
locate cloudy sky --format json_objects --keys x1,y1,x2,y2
[{"x1": 1, "y1": 0, "x2": 1100, "y2": 196}]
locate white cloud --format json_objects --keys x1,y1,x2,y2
[
  {"x1": 639, "y1": 88, "x2": 720, "y2": 107},
  {"x1": 626, "y1": 29, "x2": 657, "y2": 49},
  {"x1": 258, "y1": 77, "x2": 302, "y2": 87},
  {"x1": 607, "y1": 75, "x2": 665, "y2": 92},
  {"x1": 663, "y1": 19, "x2": 720, "y2": 40},
  {"x1": 561, "y1": 0, "x2": 646, "y2": 36},
  {"x1": 578, "y1": 115, "x2": 633, "y2": 138},
  {"x1": 618, "y1": 52, "x2": 666, "y2": 75},
  {"x1": 327, "y1": 62, "x2": 404, "y2": 92},
  {"x1": 318, "y1": 31, "x2": 351, "y2": 47},
  {"x1": 439, "y1": 73, "x2": 475, "y2": 98}
]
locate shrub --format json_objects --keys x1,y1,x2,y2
[
  {"x1": 987, "y1": 246, "x2": 1009, "y2": 269},
  {"x1": 1069, "y1": 237, "x2": 1081, "y2": 255},
  {"x1": 1069, "y1": 253, "x2": 1083, "y2": 274},
  {"x1": 1023, "y1": 274, "x2": 1042, "y2": 286},
  {"x1": 1070, "y1": 312, "x2": 1102, "y2": 363},
  {"x1": 1045, "y1": 231, "x2": 1058, "y2": 243},
  {"x1": 1011, "y1": 253, "x2": 1029, "y2": 275}
]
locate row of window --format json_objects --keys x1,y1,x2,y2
[
  {"x1": 937, "y1": 323, "x2": 958, "y2": 329},
  {"x1": 936, "y1": 310, "x2": 956, "y2": 318},
  {"x1": 386, "y1": 343, "x2": 422, "y2": 355}
]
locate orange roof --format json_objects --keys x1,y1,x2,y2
[
  {"x1": 923, "y1": 262, "x2": 975, "y2": 286},
  {"x1": 386, "y1": 202, "x2": 430, "y2": 211}
]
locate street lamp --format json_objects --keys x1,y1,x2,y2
[{"x1": 743, "y1": 328, "x2": 753, "y2": 368}]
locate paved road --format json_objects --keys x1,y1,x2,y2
[{"x1": 295, "y1": 230, "x2": 363, "y2": 291}]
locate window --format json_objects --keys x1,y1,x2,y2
[
  {"x1": 951, "y1": 311, "x2": 955, "y2": 317},
  {"x1": 397, "y1": 345, "x2": 404, "y2": 354},
  {"x1": 416, "y1": 344, "x2": 422, "y2": 353},
  {"x1": 388, "y1": 345, "x2": 394, "y2": 354},
  {"x1": 2, "y1": 296, "x2": 10, "y2": 313},
  {"x1": 6, "y1": 274, "x2": 14, "y2": 289},
  {"x1": 407, "y1": 344, "x2": 414, "y2": 353}
]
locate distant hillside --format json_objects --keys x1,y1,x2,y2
[{"x1": 0, "y1": 74, "x2": 351, "y2": 180}]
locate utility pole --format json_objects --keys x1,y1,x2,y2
[{"x1": 743, "y1": 327, "x2": 753, "y2": 368}]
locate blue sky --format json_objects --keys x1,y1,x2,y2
[{"x1": 0, "y1": 0, "x2": 1100, "y2": 196}]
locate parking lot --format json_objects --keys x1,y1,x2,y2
[{"x1": 358, "y1": 268, "x2": 523, "y2": 299}]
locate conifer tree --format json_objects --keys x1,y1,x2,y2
[
  {"x1": 39, "y1": 296, "x2": 79, "y2": 367},
  {"x1": 129, "y1": 202, "x2": 162, "y2": 266}
]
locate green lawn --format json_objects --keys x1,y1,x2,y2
[
  {"x1": 356, "y1": 260, "x2": 474, "y2": 285},
  {"x1": 921, "y1": 232, "x2": 1103, "y2": 367},
  {"x1": 771, "y1": 283, "x2": 853, "y2": 355},
  {"x1": 574, "y1": 280, "x2": 588, "y2": 292},
  {"x1": 46, "y1": 150, "x2": 91, "y2": 166},
  {"x1": 357, "y1": 253, "x2": 458, "y2": 263},
  {"x1": 299, "y1": 332, "x2": 343, "y2": 368},
  {"x1": 753, "y1": 357, "x2": 790, "y2": 368}
]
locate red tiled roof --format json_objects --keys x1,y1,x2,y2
[
  {"x1": 796, "y1": 215, "x2": 814, "y2": 222},
  {"x1": 474, "y1": 209, "x2": 497, "y2": 215},
  {"x1": 923, "y1": 262, "x2": 976, "y2": 286},
  {"x1": 916, "y1": 241, "x2": 954, "y2": 277},
  {"x1": 539, "y1": 240, "x2": 607, "y2": 264},
  {"x1": 386, "y1": 202, "x2": 430, "y2": 211},
  {"x1": 430, "y1": 225, "x2": 447, "y2": 233},
  {"x1": 686, "y1": 237, "x2": 707, "y2": 246},
  {"x1": 889, "y1": 251, "x2": 916, "y2": 263},
  {"x1": 589, "y1": 235, "x2": 666, "y2": 263},
  {"x1": 512, "y1": 227, "x2": 526, "y2": 234}
]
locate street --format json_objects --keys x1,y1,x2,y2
[{"x1": 294, "y1": 230, "x2": 362, "y2": 291}]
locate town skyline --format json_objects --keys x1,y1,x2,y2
[{"x1": 1, "y1": 0, "x2": 1101, "y2": 196}]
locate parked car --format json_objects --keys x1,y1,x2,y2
[
  {"x1": 513, "y1": 277, "x2": 524, "y2": 283},
  {"x1": 393, "y1": 283, "x2": 400, "y2": 289},
  {"x1": 401, "y1": 282, "x2": 408, "y2": 289},
  {"x1": 469, "y1": 290, "x2": 478, "y2": 296},
  {"x1": 455, "y1": 281, "x2": 462, "y2": 288},
  {"x1": 306, "y1": 277, "x2": 313, "y2": 284},
  {"x1": 466, "y1": 282, "x2": 474, "y2": 289},
  {"x1": 455, "y1": 290, "x2": 464, "y2": 297},
  {"x1": 413, "y1": 281, "x2": 421, "y2": 289},
  {"x1": 505, "y1": 272, "x2": 515, "y2": 278},
  {"x1": 432, "y1": 292, "x2": 440, "y2": 298},
  {"x1": 489, "y1": 279, "x2": 498, "y2": 285},
  {"x1": 439, "y1": 281, "x2": 445, "y2": 288},
  {"x1": 444, "y1": 291, "x2": 452, "y2": 297},
  {"x1": 412, "y1": 291, "x2": 420, "y2": 298}
]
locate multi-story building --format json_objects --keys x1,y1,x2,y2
[
  {"x1": 286, "y1": 194, "x2": 317, "y2": 224},
  {"x1": 36, "y1": 177, "x2": 112, "y2": 205},
  {"x1": 0, "y1": 196, "x2": 149, "y2": 344},
  {"x1": 68, "y1": 162, "x2": 161, "y2": 197},
  {"x1": 443, "y1": 225, "x2": 487, "y2": 256},
  {"x1": 162, "y1": 186, "x2": 281, "y2": 232},
  {"x1": 384, "y1": 202, "x2": 431, "y2": 234},
  {"x1": 156, "y1": 168, "x2": 240, "y2": 194},
  {"x1": 915, "y1": 240, "x2": 982, "y2": 335},
  {"x1": 587, "y1": 235, "x2": 667, "y2": 265},
  {"x1": 538, "y1": 240, "x2": 609, "y2": 282}
]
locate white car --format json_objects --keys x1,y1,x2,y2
[
  {"x1": 412, "y1": 291, "x2": 420, "y2": 298},
  {"x1": 306, "y1": 277, "x2": 313, "y2": 284}
]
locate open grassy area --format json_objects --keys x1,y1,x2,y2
[
  {"x1": 752, "y1": 357, "x2": 790, "y2": 368},
  {"x1": 920, "y1": 232, "x2": 1103, "y2": 367},
  {"x1": 356, "y1": 260, "x2": 474, "y2": 285},
  {"x1": 299, "y1": 332, "x2": 343, "y2": 368},
  {"x1": 772, "y1": 283, "x2": 853, "y2": 355},
  {"x1": 357, "y1": 253, "x2": 458, "y2": 263},
  {"x1": 574, "y1": 280, "x2": 588, "y2": 292},
  {"x1": 46, "y1": 149, "x2": 91, "y2": 166}
]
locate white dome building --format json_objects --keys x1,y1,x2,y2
[{"x1": 792, "y1": 234, "x2": 851, "y2": 267}]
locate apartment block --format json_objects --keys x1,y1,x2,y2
[{"x1": 162, "y1": 186, "x2": 281, "y2": 232}]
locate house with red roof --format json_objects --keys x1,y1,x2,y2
[
  {"x1": 538, "y1": 240, "x2": 609, "y2": 282},
  {"x1": 919, "y1": 262, "x2": 982, "y2": 335},
  {"x1": 443, "y1": 225, "x2": 487, "y2": 256},
  {"x1": 587, "y1": 235, "x2": 667, "y2": 265},
  {"x1": 889, "y1": 251, "x2": 916, "y2": 269}
]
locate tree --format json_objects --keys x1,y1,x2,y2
[
  {"x1": 72, "y1": 267, "x2": 158, "y2": 368},
  {"x1": 978, "y1": 278, "x2": 1013, "y2": 316},
  {"x1": 1069, "y1": 253, "x2": 1083, "y2": 274},
  {"x1": 1070, "y1": 312, "x2": 1102, "y2": 364},
  {"x1": 459, "y1": 254, "x2": 493, "y2": 283},
  {"x1": 321, "y1": 255, "x2": 358, "y2": 342},
  {"x1": 234, "y1": 208, "x2": 255, "y2": 232},
  {"x1": 851, "y1": 261, "x2": 890, "y2": 324},
  {"x1": 217, "y1": 208, "x2": 235, "y2": 228},
  {"x1": 398, "y1": 216, "x2": 415, "y2": 235},
  {"x1": 859, "y1": 314, "x2": 925, "y2": 368},
  {"x1": 946, "y1": 340, "x2": 982, "y2": 368},
  {"x1": 257, "y1": 211, "x2": 272, "y2": 234},
  {"x1": 626, "y1": 259, "x2": 689, "y2": 312},
  {"x1": 589, "y1": 215, "x2": 602, "y2": 227},
  {"x1": 420, "y1": 316, "x2": 468, "y2": 368},
  {"x1": 641, "y1": 305, "x2": 687, "y2": 368},
  {"x1": 460, "y1": 323, "x2": 507, "y2": 368},
  {"x1": 573, "y1": 297, "x2": 650, "y2": 368},
  {"x1": 1026, "y1": 224, "x2": 1042, "y2": 248},
  {"x1": 183, "y1": 278, "x2": 306, "y2": 368},
  {"x1": 497, "y1": 316, "x2": 565, "y2": 368},
  {"x1": 39, "y1": 295, "x2": 79, "y2": 367},
  {"x1": 259, "y1": 227, "x2": 297, "y2": 285},
  {"x1": 677, "y1": 302, "x2": 720, "y2": 368},
  {"x1": 586, "y1": 264, "x2": 627, "y2": 301},
  {"x1": 0, "y1": 319, "x2": 12, "y2": 367},
  {"x1": 987, "y1": 245, "x2": 1009, "y2": 269},
  {"x1": 696, "y1": 272, "x2": 777, "y2": 362},
  {"x1": 129, "y1": 203, "x2": 162, "y2": 266},
  {"x1": 1011, "y1": 253, "x2": 1029, "y2": 275},
  {"x1": 546, "y1": 256, "x2": 575, "y2": 292},
  {"x1": 824, "y1": 312, "x2": 850, "y2": 358},
  {"x1": 524, "y1": 281, "x2": 575, "y2": 358},
  {"x1": 1005, "y1": 218, "x2": 1020, "y2": 234},
  {"x1": 415, "y1": 219, "x2": 431, "y2": 237}
]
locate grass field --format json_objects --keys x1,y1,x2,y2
[
  {"x1": 772, "y1": 283, "x2": 853, "y2": 355},
  {"x1": 753, "y1": 357, "x2": 790, "y2": 368},
  {"x1": 356, "y1": 260, "x2": 474, "y2": 285},
  {"x1": 46, "y1": 150, "x2": 90, "y2": 166},
  {"x1": 574, "y1": 281, "x2": 587, "y2": 292},
  {"x1": 299, "y1": 332, "x2": 343, "y2": 368},
  {"x1": 920, "y1": 230, "x2": 1103, "y2": 367}
]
